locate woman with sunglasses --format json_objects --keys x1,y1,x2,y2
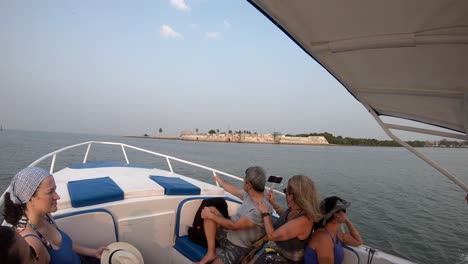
[
  {"x1": 256, "y1": 175, "x2": 321, "y2": 263},
  {"x1": 0, "y1": 225, "x2": 39, "y2": 264},
  {"x1": 304, "y1": 196, "x2": 363, "y2": 264},
  {"x1": 3, "y1": 167, "x2": 108, "y2": 264}
]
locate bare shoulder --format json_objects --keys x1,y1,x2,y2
[
  {"x1": 309, "y1": 229, "x2": 332, "y2": 248},
  {"x1": 20, "y1": 227, "x2": 50, "y2": 263}
]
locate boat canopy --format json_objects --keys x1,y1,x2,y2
[
  {"x1": 249, "y1": 0, "x2": 468, "y2": 195},
  {"x1": 249, "y1": 0, "x2": 468, "y2": 137}
]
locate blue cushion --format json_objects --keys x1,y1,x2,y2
[
  {"x1": 67, "y1": 177, "x2": 124, "y2": 207},
  {"x1": 150, "y1": 176, "x2": 200, "y2": 195},
  {"x1": 174, "y1": 236, "x2": 207, "y2": 262},
  {"x1": 69, "y1": 161, "x2": 148, "y2": 169}
]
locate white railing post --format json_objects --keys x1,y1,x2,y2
[
  {"x1": 83, "y1": 143, "x2": 92, "y2": 164},
  {"x1": 213, "y1": 170, "x2": 220, "y2": 187},
  {"x1": 121, "y1": 145, "x2": 129, "y2": 164},
  {"x1": 50, "y1": 154, "x2": 56, "y2": 174},
  {"x1": 166, "y1": 157, "x2": 174, "y2": 173}
]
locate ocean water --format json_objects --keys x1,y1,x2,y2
[{"x1": 0, "y1": 129, "x2": 467, "y2": 264}]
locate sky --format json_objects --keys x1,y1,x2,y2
[{"x1": 0, "y1": 0, "x2": 439, "y2": 140}]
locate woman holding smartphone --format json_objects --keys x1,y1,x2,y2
[{"x1": 256, "y1": 175, "x2": 321, "y2": 263}]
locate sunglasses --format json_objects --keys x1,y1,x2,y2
[{"x1": 282, "y1": 188, "x2": 288, "y2": 194}]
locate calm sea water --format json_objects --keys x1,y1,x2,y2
[{"x1": 1, "y1": 129, "x2": 467, "y2": 264}]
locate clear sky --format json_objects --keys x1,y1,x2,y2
[{"x1": 0, "y1": 0, "x2": 416, "y2": 140}]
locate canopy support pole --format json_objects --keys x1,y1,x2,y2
[{"x1": 368, "y1": 108, "x2": 468, "y2": 197}]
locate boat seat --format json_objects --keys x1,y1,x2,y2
[
  {"x1": 343, "y1": 245, "x2": 360, "y2": 264},
  {"x1": 67, "y1": 177, "x2": 124, "y2": 207},
  {"x1": 54, "y1": 209, "x2": 118, "y2": 249},
  {"x1": 150, "y1": 175, "x2": 201, "y2": 195},
  {"x1": 174, "y1": 197, "x2": 241, "y2": 262}
]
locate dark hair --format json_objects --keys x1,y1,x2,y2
[
  {"x1": 320, "y1": 196, "x2": 343, "y2": 214},
  {"x1": 2, "y1": 192, "x2": 26, "y2": 226},
  {"x1": 0, "y1": 226, "x2": 22, "y2": 264},
  {"x1": 313, "y1": 196, "x2": 344, "y2": 230}
]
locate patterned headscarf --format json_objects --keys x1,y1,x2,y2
[{"x1": 7, "y1": 167, "x2": 51, "y2": 204}]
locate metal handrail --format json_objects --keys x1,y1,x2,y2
[{"x1": 1, "y1": 141, "x2": 284, "y2": 206}]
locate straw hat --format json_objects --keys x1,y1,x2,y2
[{"x1": 101, "y1": 242, "x2": 144, "y2": 264}]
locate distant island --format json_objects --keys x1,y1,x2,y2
[
  {"x1": 129, "y1": 130, "x2": 468, "y2": 148},
  {"x1": 129, "y1": 131, "x2": 328, "y2": 145},
  {"x1": 286, "y1": 132, "x2": 468, "y2": 148}
]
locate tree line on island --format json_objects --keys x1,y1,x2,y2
[
  {"x1": 286, "y1": 132, "x2": 468, "y2": 148},
  {"x1": 143, "y1": 129, "x2": 467, "y2": 148}
]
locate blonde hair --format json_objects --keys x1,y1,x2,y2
[{"x1": 288, "y1": 175, "x2": 321, "y2": 222}]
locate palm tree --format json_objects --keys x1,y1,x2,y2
[
  {"x1": 196, "y1": 128, "x2": 199, "y2": 134},
  {"x1": 159, "y1": 128, "x2": 163, "y2": 135}
]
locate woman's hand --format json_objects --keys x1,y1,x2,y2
[{"x1": 95, "y1": 247, "x2": 109, "y2": 259}]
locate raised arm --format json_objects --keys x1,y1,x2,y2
[
  {"x1": 214, "y1": 174, "x2": 243, "y2": 200},
  {"x1": 338, "y1": 217, "x2": 363, "y2": 247},
  {"x1": 267, "y1": 189, "x2": 284, "y2": 215}
]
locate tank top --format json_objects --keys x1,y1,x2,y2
[
  {"x1": 304, "y1": 228, "x2": 344, "y2": 264},
  {"x1": 268, "y1": 208, "x2": 310, "y2": 262},
  {"x1": 27, "y1": 215, "x2": 81, "y2": 264}
]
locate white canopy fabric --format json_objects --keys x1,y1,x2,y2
[{"x1": 250, "y1": 0, "x2": 468, "y2": 136}]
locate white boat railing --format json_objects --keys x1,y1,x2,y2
[
  {"x1": 0, "y1": 141, "x2": 284, "y2": 207},
  {"x1": 22, "y1": 141, "x2": 283, "y2": 194}
]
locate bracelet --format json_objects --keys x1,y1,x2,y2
[{"x1": 261, "y1": 212, "x2": 270, "y2": 218}]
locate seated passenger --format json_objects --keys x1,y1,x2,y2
[
  {"x1": 304, "y1": 196, "x2": 363, "y2": 264},
  {"x1": 255, "y1": 175, "x2": 321, "y2": 263},
  {"x1": 3, "y1": 167, "x2": 108, "y2": 264},
  {"x1": 196, "y1": 166, "x2": 272, "y2": 264},
  {"x1": 0, "y1": 225, "x2": 39, "y2": 264}
]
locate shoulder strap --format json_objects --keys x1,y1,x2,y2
[
  {"x1": 22, "y1": 233, "x2": 41, "y2": 240},
  {"x1": 318, "y1": 228, "x2": 336, "y2": 244},
  {"x1": 45, "y1": 214, "x2": 59, "y2": 230},
  {"x1": 29, "y1": 215, "x2": 59, "y2": 249}
]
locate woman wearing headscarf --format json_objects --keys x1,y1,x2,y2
[
  {"x1": 256, "y1": 175, "x2": 321, "y2": 263},
  {"x1": 304, "y1": 196, "x2": 363, "y2": 264},
  {"x1": 3, "y1": 166, "x2": 108, "y2": 264}
]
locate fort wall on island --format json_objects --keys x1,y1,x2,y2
[{"x1": 178, "y1": 132, "x2": 329, "y2": 145}]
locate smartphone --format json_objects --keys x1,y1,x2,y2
[{"x1": 267, "y1": 175, "x2": 283, "y2": 184}]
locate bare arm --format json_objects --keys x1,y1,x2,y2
[
  {"x1": 214, "y1": 174, "x2": 242, "y2": 200},
  {"x1": 266, "y1": 215, "x2": 311, "y2": 241},
  {"x1": 257, "y1": 202, "x2": 311, "y2": 241},
  {"x1": 339, "y1": 218, "x2": 363, "y2": 247},
  {"x1": 203, "y1": 209, "x2": 256, "y2": 230},
  {"x1": 24, "y1": 236, "x2": 50, "y2": 264},
  {"x1": 73, "y1": 243, "x2": 108, "y2": 259},
  {"x1": 267, "y1": 190, "x2": 284, "y2": 215}
]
